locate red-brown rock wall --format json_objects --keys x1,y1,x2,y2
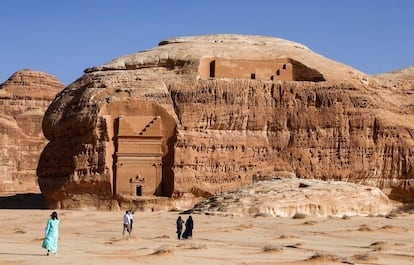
[
  {"x1": 35, "y1": 35, "x2": 414, "y2": 209},
  {"x1": 0, "y1": 70, "x2": 63, "y2": 194},
  {"x1": 37, "y1": 74, "x2": 414, "y2": 208},
  {"x1": 169, "y1": 79, "x2": 414, "y2": 201},
  {"x1": 37, "y1": 71, "x2": 178, "y2": 208}
]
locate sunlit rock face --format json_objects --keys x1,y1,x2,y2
[
  {"x1": 37, "y1": 34, "x2": 414, "y2": 209},
  {"x1": 0, "y1": 69, "x2": 63, "y2": 193}
]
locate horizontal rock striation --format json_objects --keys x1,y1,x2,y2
[
  {"x1": 37, "y1": 34, "x2": 414, "y2": 209},
  {"x1": 0, "y1": 70, "x2": 63, "y2": 193}
]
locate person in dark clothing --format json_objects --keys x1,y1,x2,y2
[
  {"x1": 128, "y1": 210, "x2": 134, "y2": 233},
  {"x1": 182, "y1": 215, "x2": 194, "y2": 239},
  {"x1": 176, "y1": 216, "x2": 184, "y2": 239}
]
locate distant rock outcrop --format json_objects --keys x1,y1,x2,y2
[
  {"x1": 373, "y1": 66, "x2": 414, "y2": 91},
  {"x1": 37, "y1": 34, "x2": 414, "y2": 209},
  {"x1": 188, "y1": 178, "x2": 393, "y2": 217},
  {"x1": 0, "y1": 69, "x2": 63, "y2": 193}
]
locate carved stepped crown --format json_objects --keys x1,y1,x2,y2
[
  {"x1": 139, "y1": 116, "x2": 161, "y2": 136},
  {"x1": 117, "y1": 116, "x2": 162, "y2": 137}
]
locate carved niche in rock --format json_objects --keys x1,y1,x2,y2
[{"x1": 114, "y1": 116, "x2": 163, "y2": 197}]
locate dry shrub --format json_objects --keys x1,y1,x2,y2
[
  {"x1": 279, "y1": 234, "x2": 296, "y2": 239},
  {"x1": 352, "y1": 252, "x2": 378, "y2": 261},
  {"x1": 154, "y1": 235, "x2": 170, "y2": 239},
  {"x1": 176, "y1": 242, "x2": 207, "y2": 250},
  {"x1": 14, "y1": 228, "x2": 26, "y2": 234},
  {"x1": 190, "y1": 243, "x2": 207, "y2": 249},
  {"x1": 307, "y1": 252, "x2": 341, "y2": 262},
  {"x1": 235, "y1": 224, "x2": 253, "y2": 230},
  {"x1": 152, "y1": 245, "x2": 173, "y2": 255},
  {"x1": 263, "y1": 244, "x2": 283, "y2": 252},
  {"x1": 254, "y1": 212, "x2": 271, "y2": 218},
  {"x1": 292, "y1": 212, "x2": 307, "y2": 219},
  {"x1": 176, "y1": 243, "x2": 191, "y2": 248},
  {"x1": 303, "y1": 220, "x2": 317, "y2": 225},
  {"x1": 370, "y1": 241, "x2": 387, "y2": 251},
  {"x1": 341, "y1": 214, "x2": 351, "y2": 220},
  {"x1": 394, "y1": 242, "x2": 405, "y2": 246},
  {"x1": 285, "y1": 243, "x2": 302, "y2": 248},
  {"x1": 370, "y1": 241, "x2": 386, "y2": 246},
  {"x1": 358, "y1": 224, "x2": 373, "y2": 232},
  {"x1": 107, "y1": 236, "x2": 131, "y2": 244}
]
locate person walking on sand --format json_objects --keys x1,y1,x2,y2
[
  {"x1": 42, "y1": 211, "x2": 59, "y2": 256},
  {"x1": 123, "y1": 210, "x2": 131, "y2": 237},
  {"x1": 176, "y1": 216, "x2": 184, "y2": 239},
  {"x1": 128, "y1": 210, "x2": 134, "y2": 233},
  {"x1": 182, "y1": 215, "x2": 194, "y2": 239}
]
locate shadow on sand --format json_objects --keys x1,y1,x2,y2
[
  {"x1": 0, "y1": 252, "x2": 46, "y2": 257},
  {"x1": 0, "y1": 193, "x2": 47, "y2": 209}
]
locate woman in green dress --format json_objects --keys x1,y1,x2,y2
[{"x1": 42, "y1": 211, "x2": 59, "y2": 256}]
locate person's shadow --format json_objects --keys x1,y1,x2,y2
[
  {"x1": 0, "y1": 252, "x2": 45, "y2": 256},
  {"x1": 0, "y1": 193, "x2": 46, "y2": 209}
]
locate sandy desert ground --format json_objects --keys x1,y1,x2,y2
[{"x1": 1, "y1": 209, "x2": 414, "y2": 265}]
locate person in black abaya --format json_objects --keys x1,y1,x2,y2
[
  {"x1": 176, "y1": 216, "x2": 184, "y2": 239},
  {"x1": 182, "y1": 215, "x2": 194, "y2": 239}
]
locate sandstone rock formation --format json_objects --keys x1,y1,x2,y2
[
  {"x1": 0, "y1": 70, "x2": 63, "y2": 193},
  {"x1": 37, "y1": 34, "x2": 414, "y2": 209},
  {"x1": 188, "y1": 178, "x2": 393, "y2": 217},
  {"x1": 373, "y1": 66, "x2": 414, "y2": 91}
]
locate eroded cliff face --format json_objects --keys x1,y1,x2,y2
[
  {"x1": 37, "y1": 35, "x2": 414, "y2": 209},
  {"x1": 170, "y1": 78, "x2": 414, "y2": 202},
  {"x1": 0, "y1": 70, "x2": 64, "y2": 193}
]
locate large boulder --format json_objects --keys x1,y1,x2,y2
[
  {"x1": 0, "y1": 69, "x2": 63, "y2": 194},
  {"x1": 37, "y1": 34, "x2": 414, "y2": 209},
  {"x1": 188, "y1": 178, "x2": 393, "y2": 217}
]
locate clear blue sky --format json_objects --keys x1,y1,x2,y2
[{"x1": 1, "y1": 0, "x2": 413, "y2": 85}]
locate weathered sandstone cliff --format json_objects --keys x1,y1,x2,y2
[
  {"x1": 37, "y1": 34, "x2": 414, "y2": 209},
  {"x1": 0, "y1": 70, "x2": 63, "y2": 193}
]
